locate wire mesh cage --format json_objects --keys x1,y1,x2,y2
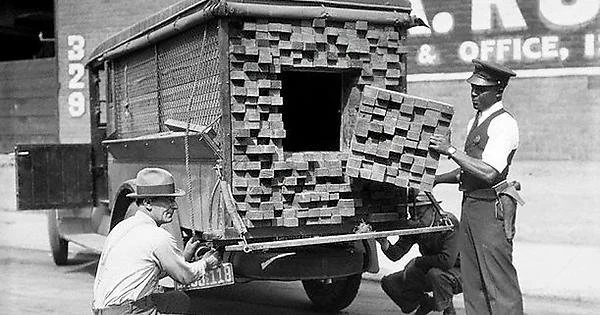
[{"x1": 110, "y1": 21, "x2": 222, "y2": 139}]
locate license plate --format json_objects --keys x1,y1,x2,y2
[{"x1": 176, "y1": 263, "x2": 235, "y2": 291}]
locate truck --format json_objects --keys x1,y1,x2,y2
[{"x1": 14, "y1": 0, "x2": 454, "y2": 311}]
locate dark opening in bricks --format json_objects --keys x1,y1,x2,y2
[{"x1": 281, "y1": 71, "x2": 347, "y2": 152}]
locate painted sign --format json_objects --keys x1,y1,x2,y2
[{"x1": 406, "y1": 0, "x2": 600, "y2": 74}]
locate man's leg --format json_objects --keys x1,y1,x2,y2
[
  {"x1": 425, "y1": 267, "x2": 462, "y2": 314},
  {"x1": 460, "y1": 198, "x2": 492, "y2": 315},
  {"x1": 149, "y1": 290, "x2": 191, "y2": 314},
  {"x1": 381, "y1": 267, "x2": 428, "y2": 313},
  {"x1": 470, "y1": 198, "x2": 523, "y2": 315}
]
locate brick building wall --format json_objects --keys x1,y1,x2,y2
[
  {"x1": 408, "y1": 75, "x2": 600, "y2": 161},
  {"x1": 55, "y1": 0, "x2": 180, "y2": 144},
  {"x1": 0, "y1": 59, "x2": 58, "y2": 153},
  {"x1": 404, "y1": 0, "x2": 600, "y2": 161}
]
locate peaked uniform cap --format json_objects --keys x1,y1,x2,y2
[
  {"x1": 126, "y1": 168, "x2": 185, "y2": 198},
  {"x1": 466, "y1": 59, "x2": 516, "y2": 86}
]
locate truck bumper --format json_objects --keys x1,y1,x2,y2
[{"x1": 229, "y1": 246, "x2": 364, "y2": 281}]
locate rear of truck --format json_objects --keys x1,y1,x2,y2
[{"x1": 82, "y1": 0, "x2": 455, "y2": 310}]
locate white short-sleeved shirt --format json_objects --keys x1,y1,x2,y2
[
  {"x1": 93, "y1": 211, "x2": 206, "y2": 309},
  {"x1": 466, "y1": 101, "x2": 519, "y2": 173}
]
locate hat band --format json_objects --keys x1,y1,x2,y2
[{"x1": 137, "y1": 183, "x2": 175, "y2": 195}]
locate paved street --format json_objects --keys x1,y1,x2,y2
[{"x1": 1, "y1": 210, "x2": 599, "y2": 315}]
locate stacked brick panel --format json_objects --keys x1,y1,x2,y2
[
  {"x1": 228, "y1": 18, "x2": 410, "y2": 228},
  {"x1": 347, "y1": 85, "x2": 454, "y2": 192}
]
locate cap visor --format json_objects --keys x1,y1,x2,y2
[{"x1": 466, "y1": 74, "x2": 497, "y2": 86}]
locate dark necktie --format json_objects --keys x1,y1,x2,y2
[{"x1": 468, "y1": 111, "x2": 481, "y2": 136}]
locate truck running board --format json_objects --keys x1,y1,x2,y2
[{"x1": 225, "y1": 225, "x2": 453, "y2": 252}]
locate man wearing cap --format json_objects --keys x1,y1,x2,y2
[
  {"x1": 92, "y1": 167, "x2": 221, "y2": 315},
  {"x1": 377, "y1": 205, "x2": 461, "y2": 315},
  {"x1": 429, "y1": 59, "x2": 523, "y2": 314}
]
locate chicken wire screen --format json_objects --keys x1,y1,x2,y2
[{"x1": 110, "y1": 21, "x2": 222, "y2": 139}]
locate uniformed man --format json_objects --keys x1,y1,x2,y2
[
  {"x1": 429, "y1": 59, "x2": 524, "y2": 314},
  {"x1": 93, "y1": 168, "x2": 221, "y2": 315},
  {"x1": 377, "y1": 205, "x2": 461, "y2": 315}
]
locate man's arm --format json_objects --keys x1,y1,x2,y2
[
  {"x1": 377, "y1": 236, "x2": 416, "y2": 262},
  {"x1": 413, "y1": 219, "x2": 460, "y2": 271},
  {"x1": 434, "y1": 168, "x2": 461, "y2": 185},
  {"x1": 154, "y1": 234, "x2": 219, "y2": 285},
  {"x1": 430, "y1": 134, "x2": 500, "y2": 185}
]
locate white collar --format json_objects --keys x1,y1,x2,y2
[
  {"x1": 135, "y1": 209, "x2": 159, "y2": 226},
  {"x1": 477, "y1": 101, "x2": 504, "y2": 125}
]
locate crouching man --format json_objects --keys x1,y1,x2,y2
[
  {"x1": 93, "y1": 168, "x2": 221, "y2": 315},
  {"x1": 377, "y1": 205, "x2": 462, "y2": 315}
]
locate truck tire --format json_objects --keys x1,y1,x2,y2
[
  {"x1": 302, "y1": 273, "x2": 362, "y2": 312},
  {"x1": 47, "y1": 209, "x2": 68, "y2": 265}
]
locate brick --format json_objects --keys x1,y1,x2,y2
[
  {"x1": 308, "y1": 208, "x2": 321, "y2": 218},
  {"x1": 282, "y1": 209, "x2": 297, "y2": 218},
  {"x1": 283, "y1": 176, "x2": 297, "y2": 186},
  {"x1": 340, "y1": 207, "x2": 355, "y2": 217},
  {"x1": 283, "y1": 218, "x2": 299, "y2": 227},
  {"x1": 346, "y1": 166, "x2": 360, "y2": 178},
  {"x1": 355, "y1": 21, "x2": 368, "y2": 31},
  {"x1": 246, "y1": 211, "x2": 263, "y2": 220},
  {"x1": 259, "y1": 169, "x2": 274, "y2": 178},
  {"x1": 359, "y1": 168, "x2": 372, "y2": 179},
  {"x1": 263, "y1": 210, "x2": 275, "y2": 220}
]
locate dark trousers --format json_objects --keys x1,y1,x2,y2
[
  {"x1": 381, "y1": 263, "x2": 462, "y2": 313},
  {"x1": 460, "y1": 196, "x2": 523, "y2": 315},
  {"x1": 93, "y1": 291, "x2": 190, "y2": 315}
]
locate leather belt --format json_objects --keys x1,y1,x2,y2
[
  {"x1": 93, "y1": 295, "x2": 155, "y2": 315},
  {"x1": 464, "y1": 188, "x2": 497, "y2": 200}
]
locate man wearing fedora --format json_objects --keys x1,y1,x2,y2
[
  {"x1": 429, "y1": 59, "x2": 523, "y2": 314},
  {"x1": 93, "y1": 168, "x2": 221, "y2": 314}
]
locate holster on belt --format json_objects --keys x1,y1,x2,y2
[{"x1": 492, "y1": 180, "x2": 525, "y2": 242}]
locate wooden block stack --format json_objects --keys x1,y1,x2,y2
[
  {"x1": 348, "y1": 86, "x2": 454, "y2": 192},
  {"x1": 228, "y1": 18, "x2": 412, "y2": 227}
]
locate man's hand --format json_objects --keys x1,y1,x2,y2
[
  {"x1": 429, "y1": 133, "x2": 453, "y2": 155},
  {"x1": 202, "y1": 248, "x2": 221, "y2": 270},
  {"x1": 183, "y1": 237, "x2": 201, "y2": 262}
]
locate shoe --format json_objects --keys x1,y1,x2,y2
[
  {"x1": 443, "y1": 301, "x2": 456, "y2": 315},
  {"x1": 414, "y1": 296, "x2": 435, "y2": 315}
]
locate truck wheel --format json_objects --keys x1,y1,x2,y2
[
  {"x1": 302, "y1": 273, "x2": 362, "y2": 312},
  {"x1": 47, "y1": 209, "x2": 68, "y2": 265}
]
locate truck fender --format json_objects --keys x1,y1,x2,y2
[
  {"x1": 358, "y1": 239, "x2": 380, "y2": 273},
  {"x1": 109, "y1": 179, "x2": 136, "y2": 229}
]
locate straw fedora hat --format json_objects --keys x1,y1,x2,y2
[{"x1": 126, "y1": 168, "x2": 186, "y2": 198}]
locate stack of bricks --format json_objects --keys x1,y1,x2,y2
[
  {"x1": 347, "y1": 85, "x2": 454, "y2": 192},
  {"x1": 231, "y1": 151, "x2": 360, "y2": 228},
  {"x1": 228, "y1": 18, "x2": 411, "y2": 228}
]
